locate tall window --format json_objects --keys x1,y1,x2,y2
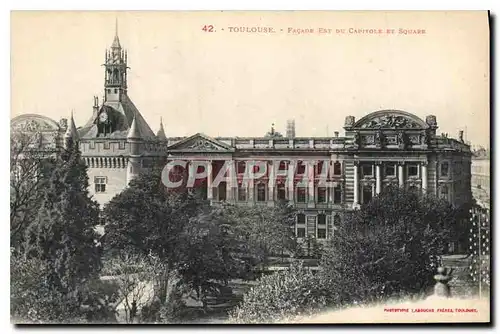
[
  {"x1": 317, "y1": 187, "x2": 327, "y2": 203},
  {"x1": 441, "y1": 162, "x2": 449, "y2": 177},
  {"x1": 297, "y1": 187, "x2": 306, "y2": 203},
  {"x1": 333, "y1": 185, "x2": 342, "y2": 204},
  {"x1": 237, "y1": 182, "x2": 246, "y2": 201},
  {"x1": 94, "y1": 176, "x2": 107, "y2": 193},
  {"x1": 119, "y1": 141, "x2": 126, "y2": 150},
  {"x1": 277, "y1": 183, "x2": 286, "y2": 200},
  {"x1": 317, "y1": 214, "x2": 327, "y2": 239},
  {"x1": 279, "y1": 160, "x2": 287, "y2": 171},
  {"x1": 333, "y1": 214, "x2": 341, "y2": 237},
  {"x1": 296, "y1": 213, "x2": 306, "y2": 238},
  {"x1": 297, "y1": 161, "x2": 306, "y2": 175},
  {"x1": 333, "y1": 161, "x2": 342, "y2": 175},
  {"x1": 362, "y1": 185, "x2": 372, "y2": 204},
  {"x1": 218, "y1": 182, "x2": 227, "y2": 201},
  {"x1": 440, "y1": 185, "x2": 449, "y2": 199},
  {"x1": 257, "y1": 183, "x2": 266, "y2": 202},
  {"x1": 237, "y1": 161, "x2": 246, "y2": 174}
]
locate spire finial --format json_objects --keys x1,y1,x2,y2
[
  {"x1": 271, "y1": 123, "x2": 275, "y2": 135},
  {"x1": 111, "y1": 17, "x2": 121, "y2": 49}
]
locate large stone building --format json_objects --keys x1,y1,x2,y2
[{"x1": 11, "y1": 27, "x2": 474, "y2": 242}]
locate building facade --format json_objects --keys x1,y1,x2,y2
[
  {"x1": 471, "y1": 148, "x2": 490, "y2": 210},
  {"x1": 11, "y1": 27, "x2": 474, "y2": 242}
]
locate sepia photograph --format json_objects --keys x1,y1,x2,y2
[{"x1": 9, "y1": 10, "x2": 490, "y2": 325}]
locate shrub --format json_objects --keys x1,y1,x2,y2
[{"x1": 229, "y1": 262, "x2": 339, "y2": 324}]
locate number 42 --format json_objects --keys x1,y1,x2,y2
[{"x1": 202, "y1": 25, "x2": 214, "y2": 32}]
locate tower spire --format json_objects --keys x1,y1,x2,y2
[
  {"x1": 111, "y1": 17, "x2": 121, "y2": 49},
  {"x1": 64, "y1": 110, "x2": 79, "y2": 148},
  {"x1": 157, "y1": 117, "x2": 167, "y2": 140}
]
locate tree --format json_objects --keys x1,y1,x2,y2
[
  {"x1": 220, "y1": 200, "x2": 297, "y2": 269},
  {"x1": 103, "y1": 169, "x2": 210, "y2": 311},
  {"x1": 10, "y1": 131, "x2": 55, "y2": 247},
  {"x1": 19, "y1": 142, "x2": 102, "y2": 321},
  {"x1": 103, "y1": 169, "x2": 298, "y2": 318},
  {"x1": 319, "y1": 186, "x2": 455, "y2": 305}
]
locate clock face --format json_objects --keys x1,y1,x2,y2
[{"x1": 99, "y1": 112, "x2": 108, "y2": 123}]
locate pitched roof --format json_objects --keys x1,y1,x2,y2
[{"x1": 79, "y1": 94, "x2": 156, "y2": 140}]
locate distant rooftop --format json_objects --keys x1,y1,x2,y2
[{"x1": 472, "y1": 147, "x2": 490, "y2": 160}]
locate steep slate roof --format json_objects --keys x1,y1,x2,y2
[{"x1": 79, "y1": 94, "x2": 156, "y2": 140}]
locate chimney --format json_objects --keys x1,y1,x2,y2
[
  {"x1": 459, "y1": 130, "x2": 464, "y2": 143},
  {"x1": 334, "y1": 131, "x2": 339, "y2": 138},
  {"x1": 286, "y1": 119, "x2": 296, "y2": 138}
]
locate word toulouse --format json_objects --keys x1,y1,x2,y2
[{"x1": 161, "y1": 159, "x2": 337, "y2": 189}]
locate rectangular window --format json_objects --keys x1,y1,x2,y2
[
  {"x1": 296, "y1": 214, "x2": 306, "y2": 238},
  {"x1": 90, "y1": 141, "x2": 95, "y2": 149},
  {"x1": 362, "y1": 186, "x2": 372, "y2": 204},
  {"x1": 333, "y1": 161, "x2": 342, "y2": 175},
  {"x1": 237, "y1": 161, "x2": 246, "y2": 174},
  {"x1": 297, "y1": 161, "x2": 306, "y2": 175},
  {"x1": 297, "y1": 187, "x2": 306, "y2": 203},
  {"x1": 408, "y1": 164, "x2": 419, "y2": 177},
  {"x1": 441, "y1": 162, "x2": 449, "y2": 177},
  {"x1": 362, "y1": 164, "x2": 373, "y2": 177},
  {"x1": 385, "y1": 164, "x2": 396, "y2": 177},
  {"x1": 94, "y1": 176, "x2": 107, "y2": 193},
  {"x1": 119, "y1": 141, "x2": 126, "y2": 150},
  {"x1": 279, "y1": 161, "x2": 287, "y2": 171},
  {"x1": 317, "y1": 214, "x2": 327, "y2": 239},
  {"x1": 277, "y1": 184, "x2": 286, "y2": 200},
  {"x1": 297, "y1": 227, "x2": 306, "y2": 238},
  {"x1": 317, "y1": 228, "x2": 327, "y2": 239},
  {"x1": 237, "y1": 183, "x2": 246, "y2": 201},
  {"x1": 333, "y1": 186, "x2": 342, "y2": 204},
  {"x1": 440, "y1": 185, "x2": 449, "y2": 199},
  {"x1": 257, "y1": 183, "x2": 266, "y2": 202},
  {"x1": 317, "y1": 187, "x2": 327, "y2": 203}
]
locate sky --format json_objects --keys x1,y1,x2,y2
[{"x1": 11, "y1": 11, "x2": 490, "y2": 147}]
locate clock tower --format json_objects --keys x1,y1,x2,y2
[{"x1": 103, "y1": 19, "x2": 128, "y2": 103}]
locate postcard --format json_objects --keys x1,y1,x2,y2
[{"x1": 10, "y1": 10, "x2": 490, "y2": 324}]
